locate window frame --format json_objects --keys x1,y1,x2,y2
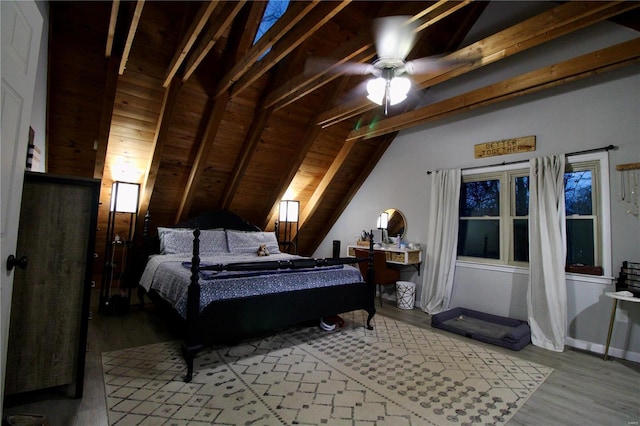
[
  {"x1": 508, "y1": 170, "x2": 530, "y2": 267},
  {"x1": 456, "y1": 151, "x2": 611, "y2": 277},
  {"x1": 458, "y1": 173, "x2": 504, "y2": 264}
]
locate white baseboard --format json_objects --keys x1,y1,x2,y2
[
  {"x1": 566, "y1": 337, "x2": 640, "y2": 363},
  {"x1": 403, "y1": 300, "x2": 639, "y2": 363}
]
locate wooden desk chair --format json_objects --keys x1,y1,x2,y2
[{"x1": 355, "y1": 248, "x2": 400, "y2": 306}]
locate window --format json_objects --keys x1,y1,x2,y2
[
  {"x1": 254, "y1": 0, "x2": 290, "y2": 47},
  {"x1": 511, "y1": 173, "x2": 529, "y2": 263},
  {"x1": 457, "y1": 155, "x2": 606, "y2": 274},
  {"x1": 565, "y1": 165, "x2": 599, "y2": 270},
  {"x1": 458, "y1": 177, "x2": 501, "y2": 259}
]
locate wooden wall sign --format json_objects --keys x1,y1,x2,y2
[{"x1": 474, "y1": 136, "x2": 536, "y2": 158}]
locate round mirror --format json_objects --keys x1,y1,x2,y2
[{"x1": 377, "y1": 208, "x2": 407, "y2": 239}]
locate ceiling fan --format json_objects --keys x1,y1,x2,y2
[
  {"x1": 315, "y1": 15, "x2": 469, "y2": 115},
  {"x1": 364, "y1": 15, "x2": 422, "y2": 113}
]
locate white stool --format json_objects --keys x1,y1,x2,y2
[{"x1": 396, "y1": 281, "x2": 415, "y2": 310}]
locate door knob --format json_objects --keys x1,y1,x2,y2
[{"x1": 6, "y1": 255, "x2": 28, "y2": 271}]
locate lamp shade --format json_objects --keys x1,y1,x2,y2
[
  {"x1": 366, "y1": 76, "x2": 411, "y2": 106},
  {"x1": 110, "y1": 181, "x2": 140, "y2": 213},
  {"x1": 279, "y1": 200, "x2": 299, "y2": 222},
  {"x1": 377, "y1": 211, "x2": 389, "y2": 229}
]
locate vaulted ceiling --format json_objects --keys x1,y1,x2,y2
[{"x1": 45, "y1": 1, "x2": 639, "y2": 262}]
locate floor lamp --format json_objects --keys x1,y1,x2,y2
[
  {"x1": 277, "y1": 200, "x2": 299, "y2": 254},
  {"x1": 100, "y1": 181, "x2": 140, "y2": 315}
]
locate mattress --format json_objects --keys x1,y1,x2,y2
[
  {"x1": 139, "y1": 252, "x2": 364, "y2": 318},
  {"x1": 431, "y1": 307, "x2": 531, "y2": 351}
]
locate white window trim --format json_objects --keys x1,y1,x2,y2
[
  {"x1": 579, "y1": 151, "x2": 611, "y2": 277},
  {"x1": 457, "y1": 151, "x2": 612, "y2": 277},
  {"x1": 455, "y1": 260, "x2": 614, "y2": 285}
]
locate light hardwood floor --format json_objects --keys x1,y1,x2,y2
[{"x1": 3, "y1": 293, "x2": 639, "y2": 425}]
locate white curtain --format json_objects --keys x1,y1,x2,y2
[
  {"x1": 528, "y1": 155, "x2": 567, "y2": 352},
  {"x1": 421, "y1": 169, "x2": 461, "y2": 314}
]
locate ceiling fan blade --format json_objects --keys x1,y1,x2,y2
[
  {"x1": 373, "y1": 15, "x2": 418, "y2": 61},
  {"x1": 333, "y1": 79, "x2": 371, "y2": 105},
  {"x1": 404, "y1": 55, "x2": 477, "y2": 75},
  {"x1": 407, "y1": 85, "x2": 435, "y2": 109},
  {"x1": 305, "y1": 57, "x2": 373, "y2": 76}
]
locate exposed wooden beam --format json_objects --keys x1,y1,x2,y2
[
  {"x1": 221, "y1": 47, "x2": 309, "y2": 218},
  {"x1": 216, "y1": 50, "x2": 299, "y2": 212},
  {"x1": 266, "y1": 1, "x2": 474, "y2": 111},
  {"x1": 215, "y1": 1, "x2": 321, "y2": 98},
  {"x1": 182, "y1": 1, "x2": 246, "y2": 83},
  {"x1": 264, "y1": 36, "x2": 375, "y2": 110},
  {"x1": 407, "y1": 0, "x2": 449, "y2": 24},
  {"x1": 137, "y1": 77, "x2": 182, "y2": 233},
  {"x1": 230, "y1": 2, "x2": 267, "y2": 64},
  {"x1": 291, "y1": 109, "x2": 385, "y2": 242},
  {"x1": 93, "y1": 55, "x2": 120, "y2": 180},
  {"x1": 267, "y1": 2, "x2": 467, "y2": 112},
  {"x1": 347, "y1": 38, "x2": 640, "y2": 141},
  {"x1": 230, "y1": 0, "x2": 352, "y2": 98},
  {"x1": 119, "y1": 0, "x2": 145, "y2": 75},
  {"x1": 295, "y1": 139, "x2": 356, "y2": 237},
  {"x1": 162, "y1": 1, "x2": 219, "y2": 87},
  {"x1": 412, "y1": 0, "x2": 472, "y2": 33},
  {"x1": 318, "y1": 1, "x2": 639, "y2": 128},
  {"x1": 175, "y1": 93, "x2": 229, "y2": 223},
  {"x1": 262, "y1": 77, "x2": 353, "y2": 230},
  {"x1": 218, "y1": 102, "x2": 274, "y2": 210},
  {"x1": 301, "y1": 132, "x2": 398, "y2": 255},
  {"x1": 176, "y1": 3, "x2": 263, "y2": 222},
  {"x1": 105, "y1": 0, "x2": 120, "y2": 58},
  {"x1": 263, "y1": 1, "x2": 413, "y2": 110},
  {"x1": 415, "y1": 1, "x2": 640, "y2": 89}
]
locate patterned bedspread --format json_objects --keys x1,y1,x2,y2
[{"x1": 139, "y1": 253, "x2": 364, "y2": 318}]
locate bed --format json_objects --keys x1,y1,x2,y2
[{"x1": 138, "y1": 210, "x2": 376, "y2": 381}]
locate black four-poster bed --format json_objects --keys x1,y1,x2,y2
[{"x1": 138, "y1": 210, "x2": 377, "y2": 382}]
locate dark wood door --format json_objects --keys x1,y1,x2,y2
[{"x1": 5, "y1": 172, "x2": 99, "y2": 397}]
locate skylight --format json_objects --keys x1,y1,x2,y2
[{"x1": 254, "y1": 0, "x2": 290, "y2": 47}]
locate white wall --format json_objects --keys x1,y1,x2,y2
[{"x1": 315, "y1": 8, "x2": 640, "y2": 361}]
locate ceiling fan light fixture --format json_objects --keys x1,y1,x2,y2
[
  {"x1": 390, "y1": 76, "x2": 411, "y2": 104},
  {"x1": 366, "y1": 75, "x2": 410, "y2": 106},
  {"x1": 366, "y1": 77, "x2": 386, "y2": 105}
]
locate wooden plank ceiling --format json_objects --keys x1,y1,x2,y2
[{"x1": 45, "y1": 1, "x2": 640, "y2": 271}]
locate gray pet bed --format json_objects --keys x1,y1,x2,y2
[{"x1": 431, "y1": 307, "x2": 531, "y2": 350}]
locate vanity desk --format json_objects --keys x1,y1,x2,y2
[
  {"x1": 347, "y1": 244, "x2": 422, "y2": 273},
  {"x1": 351, "y1": 207, "x2": 422, "y2": 273}
]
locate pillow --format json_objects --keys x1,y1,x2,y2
[
  {"x1": 158, "y1": 227, "x2": 194, "y2": 254},
  {"x1": 226, "y1": 230, "x2": 280, "y2": 255},
  {"x1": 199, "y1": 229, "x2": 228, "y2": 254},
  {"x1": 158, "y1": 227, "x2": 228, "y2": 255}
]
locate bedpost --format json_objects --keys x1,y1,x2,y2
[
  {"x1": 365, "y1": 230, "x2": 376, "y2": 330},
  {"x1": 143, "y1": 210, "x2": 150, "y2": 237},
  {"x1": 141, "y1": 210, "x2": 152, "y2": 262},
  {"x1": 136, "y1": 211, "x2": 153, "y2": 306},
  {"x1": 182, "y1": 226, "x2": 203, "y2": 382}
]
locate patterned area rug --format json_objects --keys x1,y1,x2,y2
[{"x1": 102, "y1": 312, "x2": 552, "y2": 425}]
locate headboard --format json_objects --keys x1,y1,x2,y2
[
  {"x1": 174, "y1": 210, "x2": 261, "y2": 232},
  {"x1": 142, "y1": 210, "x2": 261, "y2": 255}
]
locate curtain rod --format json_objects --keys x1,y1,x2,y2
[{"x1": 426, "y1": 144, "x2": 616, "y2": 174}]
